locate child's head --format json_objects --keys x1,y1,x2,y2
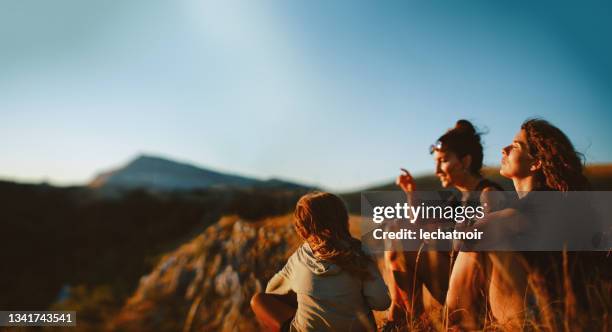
[
  {"x1": 293, "y1": 191, "x2": 372, "y2": 278},
  {"x1": 293, "y1": 191, "x2": 350, "y2": 243}
]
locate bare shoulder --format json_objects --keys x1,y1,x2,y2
[{"x1": 480, "y1": 185, "x2": 506, "y2": 212}]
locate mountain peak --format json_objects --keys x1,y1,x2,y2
[
  {"x1": 89, "y1": 154, "x2": 312, "y2": 191},
  {"x1": 130, "y1": 154, "x2": 167, "y2": 163}
]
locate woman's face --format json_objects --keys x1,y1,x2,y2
[
  {"x1": 500, "y1": 129, "x2": 536, "y2": 179},
  {"x1": 432, "y1": 150, "x2": 466, "y2": 188}
]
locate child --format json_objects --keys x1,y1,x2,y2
[{"x1": 251, "y1": 192, "x2": 390, "y2": 331}]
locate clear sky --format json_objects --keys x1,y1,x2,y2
[{"x1": 1, "y1": 1, "x2": 611, "y2": 191}]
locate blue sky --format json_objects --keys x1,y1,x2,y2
[{"x1": 1, "y1": 1, "x2": 611, "y2": 191}]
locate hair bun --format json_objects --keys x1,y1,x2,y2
[
  {"x1": 436, "y1": 119, "x2": 484, "y2": 174},
  {"x1": 454, "y1": 119, "x2": 477, "y2": 135}
]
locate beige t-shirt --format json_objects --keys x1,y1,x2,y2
[{"x1": 266, "y1": 242, "x2": 390, "y2": 332}]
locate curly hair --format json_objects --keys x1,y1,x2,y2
[
  {"x1": 521, "y1": 119, "x2": 590, "y2": 191},
  {"x1": 293, "y1": 192, "x2": 373, "y2": 279}
]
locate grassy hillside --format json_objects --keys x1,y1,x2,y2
[{"x1": 2, "y1": 163, "x2": 611, "y2": 331}]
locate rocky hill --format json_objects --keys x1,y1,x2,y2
[
  {"x1": 110, "y1": 215, "x2": 302, "y2": 331},
  {"x1": 106, "y1": 212, "x2": 388, "y2": 332}
]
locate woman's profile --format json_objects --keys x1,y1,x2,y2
[
  {"x1": 465, "y1": 118, "x2": 600, "y2": 330},
  {"x1": 384, "y1": 119, "x2": 506, "y2": 330}
]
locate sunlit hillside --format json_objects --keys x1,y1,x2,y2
[{"x1": 2, "y1": 164, "x2": 611, "y2": 331}]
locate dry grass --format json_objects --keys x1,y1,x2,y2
[
  {"x1": 349, "y1": 215, "x2": 611, "y2": 331},
  {"x1": 372, "y1": 251, "x2": 610, "y2": 332}
]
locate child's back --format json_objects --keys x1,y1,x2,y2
[{"x1": 266, "y1": 242, "x2": 390, "y2": 331}]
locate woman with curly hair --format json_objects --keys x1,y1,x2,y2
[
  {"x1": 467, "y1": 118, "x2": 596, "y2": 330},
  {"x1": 251, "y1": 192, "x2": 390, "y2": 332},
  {"x1": 503, "y1": 118, "x2": 589, "y2": 192}
]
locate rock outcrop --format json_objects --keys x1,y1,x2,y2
[{"x1": 111, "y1": 215, "x2": 301, "y2": 332}]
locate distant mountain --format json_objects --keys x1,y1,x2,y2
[{"x1": 89, "y1": 155, "x2": 313, "y2": 191}]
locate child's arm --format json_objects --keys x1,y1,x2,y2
[
  {"x1": 265, "y1": 251, "x2": 296, "y2": 295},
  {"x1": 265, "y1": 272, "x2": 292, "y2": 295},
  {"x1": 362, "y1": 260, "x2": 391, "y2": 311}
]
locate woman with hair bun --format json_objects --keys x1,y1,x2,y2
[{"x1": 384, "y1": 120, "x2": 506, "y2": 330}]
